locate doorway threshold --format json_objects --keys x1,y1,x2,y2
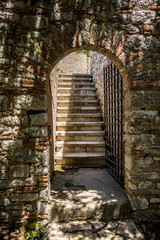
[{"x1": 48, "y1": 168, "x2": 131, "y2": 221}]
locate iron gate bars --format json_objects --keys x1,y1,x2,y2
[{"x1": 104, "y1": 63, "x2": 124, "y2": 186}]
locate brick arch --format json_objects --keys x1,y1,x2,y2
[{"x1": 0, "y1": 0, "x2": 159, "y2": 225}]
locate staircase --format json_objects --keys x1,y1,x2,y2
[{"x1": 55, "y1": 73, "x2": 106, "y2": 168}]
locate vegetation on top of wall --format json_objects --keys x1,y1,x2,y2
[{"x1": 76, "y1": 50, "x2": 90, "y2": 57}]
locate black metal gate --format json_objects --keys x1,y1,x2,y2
[{"x1": 104, "y1": 63, "x2": 124, "y2": 186}]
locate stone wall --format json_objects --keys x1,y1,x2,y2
[
  {"x1": 59, "y1": 52, "x2": 90, "y2": 73},
  {"x1": 90, "y1": 51, "x2": 111, "y2": 118},
  {"x1": 0, "y1": 0, "x2": 159, "y2": 225}
]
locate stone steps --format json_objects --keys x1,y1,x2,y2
[
  {"x1": 58, "y1": 88, "x2": 96, "y2": 94},
  {"x1": 57, "y1": 113, "x2": 102, "y2": 122},
  {"x1": 57, "y1": 106, "x2": 101, "y2": 113},
  {"x1": 56, "y1": 131, "x2": 105, "y2": 141},
  {"x1": 57, "y1": 94, "x2": 97, "y2": 100},
  {"x1": 56, "y1": 73, "x2": 105, "y2": 167},
  {"x1": 56, "y1": 140, "x2": 105, "y2": 153},
  {"x1": 57, "y1": 99, "x2": 99, "y2": 107},
  {"x1": 58, "y1": 82, "x2": 94, "y2": 86},
  {"x1": 56, "y1": 122, "x2": 104, "y2": 131}
]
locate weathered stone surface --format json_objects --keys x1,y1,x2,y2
[
  {"x1": 13, "y1": 149, "x2": 39, "y2": 163},
  {"x1": 1, "y1": 140, "x2": 23, "y2": 151},
  {"x1": 130, "y1": 196, "x2": 149, "y2": 210},
  {"x1": 1, "y1": 116, "x2": 20, "y2": 126},
  {"x1": 39, "y1": 187, "x2": 49, "y2": 201},
  {"x1": 132, "y1": 91, "x2": 160, "y2": 108},
  {"x1": 23, "y1": 127, "x2": 47, "y2": 137},
  {"x1": 132, "y1": 10, "x2": 156, "y2": 25},
  {"x1": 30, "y1": 113, "x2": 47, "y2": 126},
  {"x1": 38, "y1": 149, "x2": 49, "y2": 167},
  {"x1": 22, "y1": 16, "x2": 48, "y2": 29},
  {"x1": 0, "y1": 96, "x2": 8, "y2": 112},
  {"x1": 116, "y1": 220, "x2": 143, "y2": 239},
  {"x1": 14, "y1": 95, "x2": 46, "y2": 110},
  {"x1": 138, "y1": 181, "x2": 152, "y2": 190},
  {"x1": 11, "y1": 193, "x2": 38, "y2": 202},
  {"x1": 0, "y1": 11, "x2": 20, "y2": 22},
  {"x1": 0, "y1": 194, "x2": 11, "y2": 207},
  {"x1": 9, "y1": 165, "x2": 29, "y2": 178}
]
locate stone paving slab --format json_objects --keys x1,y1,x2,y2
[
  {"x1": 49, "y1": 168, "x2": 131, "y2": 221},
  {"x1": 43, "y1": 219, "x2": 144, "y2": 240}
]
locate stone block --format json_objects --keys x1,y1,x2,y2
[
  {"x1": 131, "y1": 134, "x2": 156, "y2": 145},
  {"x1": 132, "y1": 10, "x2": 156, "y2": 25},
  {"x1": 0, "y1": 165, "x2": 8, "y2": 179},
  {"x1": 157, "y1": 183, "x2": 160, "y2": 189},
  {"x1": 0, "y1": 96, "x2": 8, "y2": 112},
  {"x1": 0, "y1": 180, "x2": 10, "y2": 189},
  {"x1": 9, "y1": 165, "x2": 29, "y2": 178},
  {"x1": 138, "y1": 181, "x2": 152, "y2": 190},
  {"x1": 38, "y1": 148, "x2": 49, "y2": 167},
  {"x1": 37, "y1": 201, "x2": 48, "y2": 215},
  {"x1": 14, "y1": 94, "x2": 46, "y2": 111},
  {"x1": 131, "y1": 110, "x2": 158, "y2": 122},
  {"x1": 23, "y1": 127, "x2": 47, "y2": 137},
  {"x1": 116, "y1": 220, "x2": 143, "y2": 239},
  {"x1": 130, "y1": 196, "x2": 149, "y2": 210},
  {"x1": 1, "y1": 140, "x2": 23, "y2": 151},
  {"x1": 131, "y1": 91, "x2": 160, "y2": 108},
  {"x1": 0, "y1": 193, "x2": 11, "y2": 207},
  {"x1": 39, "y1": 187, "x2": 49, "y2": 201},
  {"x1": 0, "y1": 11, "x2": 19, "y2": 22},
  {"x1": 21, "y1": 116, "x2": 30, "y2": 126},
  {"x1": 11, "y1": 193, "x2": 38, "y2": 202},
  {"x1": 13, "y1": 149, "x2": 39, "y2": 163},
  {"x1": 22, "y1": 16, "x2": 48, "y2": 29},
  {"x1": 150, "y1": 198, "x2": 160, "y2": 203},
  {"x1": 30, "y1": 113, "x2": 47, "y2": 126},
  {"x1": 1, "y1": 116, "x2": 20, "y2": 126},
  {"x1": 34, "y1": 167, "x2": 48, "y2": 176}
]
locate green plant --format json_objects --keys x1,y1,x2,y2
[
  {"x1": 22, "y1": 35, "x2": 41, "y2": 53},
  {"x1": 76, "y1": 50, "x2": 90, "y2": 57},
  {"x1": 58, "y1": 68, "x2": 65, "y2": 73},
  {"x1": 25, "y1": 221, "x2": 44, "y2": 240}
]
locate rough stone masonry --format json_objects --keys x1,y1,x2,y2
[{"x1": 0, "y1": 0, "x2": 160, "y2": 225}]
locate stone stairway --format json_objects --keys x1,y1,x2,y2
[
  {"x1": 45, "y1": 73, "x2": 143, "y2": 239},
  {"x1": 55, "y1": 73, "x2": 106, "y2": 168}
]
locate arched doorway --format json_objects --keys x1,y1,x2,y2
[{"x1": 0, "y1": 0, "x2": 159, "y2": 225}]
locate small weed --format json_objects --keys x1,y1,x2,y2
[
  {"x1": 25, "y1": 221, "x2": 44, "y2": 240},
  {"x1": 76, "y1": 50, "x2": 90, "y2": 57},
  {"x1": 58, "y1": 68, "x2": 65, "y2": 73},
  {"x1": 56, "y1": 166, "x2": 65, "y2": 173}
]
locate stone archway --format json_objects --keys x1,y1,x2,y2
[{"x1": 0, "y1": 0, "x2": 159, "y2": 224}]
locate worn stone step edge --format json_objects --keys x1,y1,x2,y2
[
  {"x1": 56, "y1": 141, "x2": 105, "y2": 146},
  {"x1": 55, "y1": 152, "x2": 105, "y2": 158},
  {"x1": 56, "y1": 130, "x2": 105, "y2": 135},
  {"x1": 57, "y1": 113, "x2": 102, "y2": 117},
  {"x1": 57, "y1": 122, "x2": 104, "y2": 126}
]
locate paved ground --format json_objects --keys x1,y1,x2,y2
[
  {"x1": 43, "y1": 219, "x2": 144, "y2": 240},
  {"x1": 44, "y1": 168, "x2": 144, "y2": 239},
  {"x1": 49, "y1": 168, "x2": 130, "y2": 221}
]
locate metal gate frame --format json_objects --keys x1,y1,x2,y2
[{"x1": 104, "y1": 63, "x2": 124, "y2": 186}]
